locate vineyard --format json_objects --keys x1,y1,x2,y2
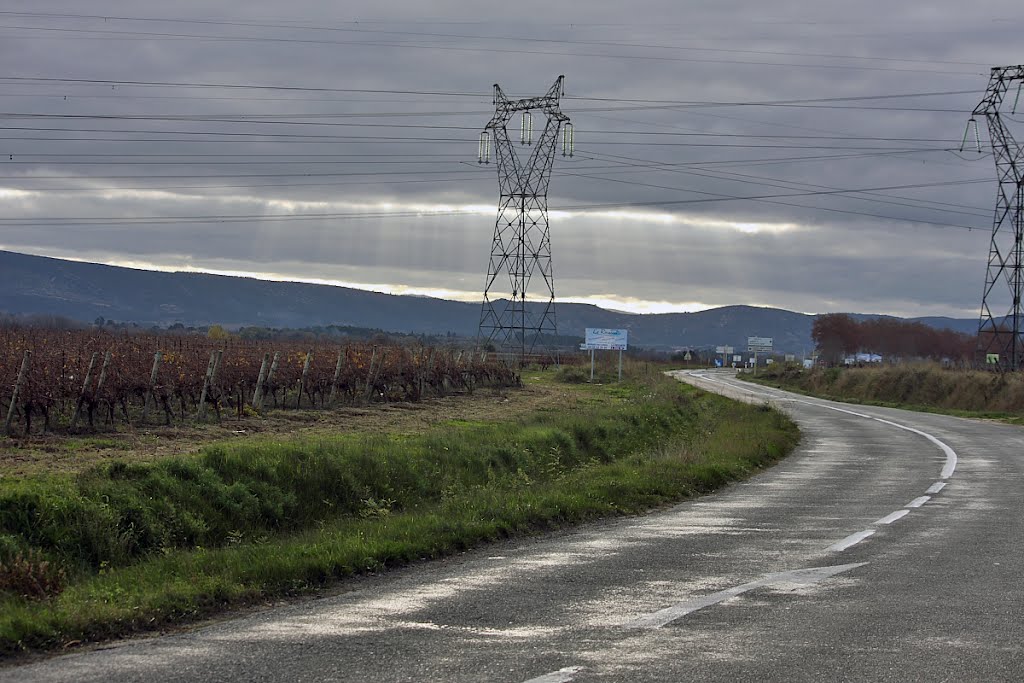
[{"x1": 0, "y1": 328, "x2": 522, "y2": 435}]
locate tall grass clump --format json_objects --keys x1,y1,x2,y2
[
  {"x1": 751, "y1": 362, "x2": 1024, "y2": 416},
  {"x1": 0, "y1": 367, "x2": 798, "y2": 655}
]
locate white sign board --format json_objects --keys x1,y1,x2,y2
[
  {"x1": 733, "y1": 355, "x2": 743, "y2": 363},
  {"x1": 585, "y1": 328, "x2": 629, "y2": 351},
  {"x1": 716, "y1": 345, "x2": 735, "y2": 354},
  {"x1": 747, "y1": 336, "x2": 773, "y2": 353}
]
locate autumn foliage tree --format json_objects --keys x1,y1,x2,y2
[
  {"x1": 811, "y1": 313, "x2": 861, "y2": 364},
  {"x1": 812, "y1": 313, "x2": 974, "y2": 364}
]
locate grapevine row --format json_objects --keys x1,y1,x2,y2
[{"x1": 0, "y1": 329, "x2": 519, "y2": 435}]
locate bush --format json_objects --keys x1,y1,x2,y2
[
  {"x1": 554, "y1": 366, "x2": 589, "y2": 384},
  {"x1": 0, "y1": 549, "x2": 66, "y2": 600}
]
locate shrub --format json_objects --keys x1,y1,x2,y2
[
  {"x1": 0, "y1": 549, "x2": 67, "y2": 600},
  {"x1": 554, "y1": 366, "x2": 588, "y2": 384}
]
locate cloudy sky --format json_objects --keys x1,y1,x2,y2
[{"x1": 1, "y1": 0, "x2": 1022, "y2": 319}]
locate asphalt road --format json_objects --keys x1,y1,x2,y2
[{"x1": 5, "y1": 369, "x2": 1023, "y2": 682}]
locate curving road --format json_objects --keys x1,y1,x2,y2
[{"x1": 5, "y1": 369, "x2": 1024, "y2": 682}]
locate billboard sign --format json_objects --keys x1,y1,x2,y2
[{"x1": 584, "y1": 328, "x2": 629, "y2": 351}]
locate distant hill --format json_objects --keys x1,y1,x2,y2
[
  {"x1": 0, "y1": 250, "x2": 976, "y2": 353},
  {"x1": 0, "y1": 250, "x2": 477, "y2": 335}
]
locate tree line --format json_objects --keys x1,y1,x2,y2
[{"x1": 812, "y1": 313, "x2": 974, "y2": 364}]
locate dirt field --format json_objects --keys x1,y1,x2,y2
[{"x1": 0, "y1": 378, "x2": 584, "y2": 479}]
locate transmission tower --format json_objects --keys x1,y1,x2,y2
[
  {"x1": 970, "y1": 65, "x2": 1024, "y2": 370},
  {"x1": 476, "y1": 75, "x2": 574, "y2": 363}
]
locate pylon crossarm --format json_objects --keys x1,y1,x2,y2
[{"x1": 973, "y1": 66, "x2": 1024, "y2": 116}]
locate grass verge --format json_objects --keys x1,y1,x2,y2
[
  {"x1": 0, "y1": 367, "x2": 798, "y2": 657},
  {"x1": 746, "y1": 363, "x2": 1024, "y2": 423}
]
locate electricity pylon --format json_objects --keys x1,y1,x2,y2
[
  {"x1": 970, "y1": 65, "x2": 1024, "y2": 370},
  {"x1": 476, "y1": 75, "x2": 574, "y2": 363}
]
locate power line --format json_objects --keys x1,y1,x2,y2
[
  {"x1": 1, "y1": 150, "x2": 969, "y2": 195},
  {"x1": 0, "y1": 10, "x2": 994, "y2": 69},
  {"x1": 0, "y1": 77, "x2": 979, "y2": 109},
  {"x1": 0, "y1": 178, "x2": 991, "y2": 227},
  {"x1": 580, "y1": 149, "x2": 993, "y2": 216},
  {"x1": 0, "y1": 21, "x2": 984, "y2": 76},
  {"x1": 0, "y1": 111, "x2": 969, "y2": 144}
]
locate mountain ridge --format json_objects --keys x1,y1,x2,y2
[{"x1": 0, "y1": 250, "x2": 976, "y2": 353}]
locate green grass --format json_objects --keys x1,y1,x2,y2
[{"x1": 0, "y1": 368, "x2": 798, "y2": 656}]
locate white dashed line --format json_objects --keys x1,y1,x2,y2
[
  {"x1": 626, "y1": 563, "x2": 867, "y2": 629},
  {"x1": 874, "y1": 509, "x2": 910, "y2": 525},
  {"x1": 826, "y1": 529, "x2": 875, "y2": 552},
  {"x1": 906, "y1": 496, "x2": 931, "y2": 508},
  {"x1": 522, "y1": 666, "x2": 584, "y2": 683},
  {"x1": 926, "y1": 482, "x2": 947, "y2": 494}
]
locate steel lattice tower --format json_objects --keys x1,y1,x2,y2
[
  {"x1": 972, "y1": 65, "x2": 1024, "y2": 369},
  {"x1": 476, "y1": 76, "x2": 573, "y2": 362}
]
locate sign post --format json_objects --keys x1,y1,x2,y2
[
  {"x1": 747, "y1": 337, "x2": 773, "y2": 376},
  {"x1": 581, "y1": 328, "x2": 629, "y2": 382}
]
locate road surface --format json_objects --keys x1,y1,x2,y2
[{"x1": 5, "y1": 369, "x2": 1023, "y2": 682}]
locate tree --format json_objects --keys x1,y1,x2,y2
[
  {"x1": 812, "y1": 313, "x2": 860, "y2": 364},
  {"x1": 207, "y1": 324, "x2": 230, "y2": 340}
]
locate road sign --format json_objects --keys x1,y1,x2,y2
[
  {"x1": 747, "y1": 336, "x2": 773, "y2": 353},
  {"x1": 585, "y1": 328, "x2": 628, "y2": 351}
]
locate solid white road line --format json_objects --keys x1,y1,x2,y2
[
  {"x1": 796, "y1": 401, "x2": 959, "y2": 482},
  {"x1": 681, "y1": 371, "x2": 961, "y2": 556},
  {"x1": 870, "y1": 417, "x2": 958, "y2": 479},
  {"x1": 686, "y1": 370, "x2": 960, "y2": 483}
]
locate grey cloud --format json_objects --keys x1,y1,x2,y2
[{"x1": 1, "y1": 0, "x2": 1022, "y2": 319}]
